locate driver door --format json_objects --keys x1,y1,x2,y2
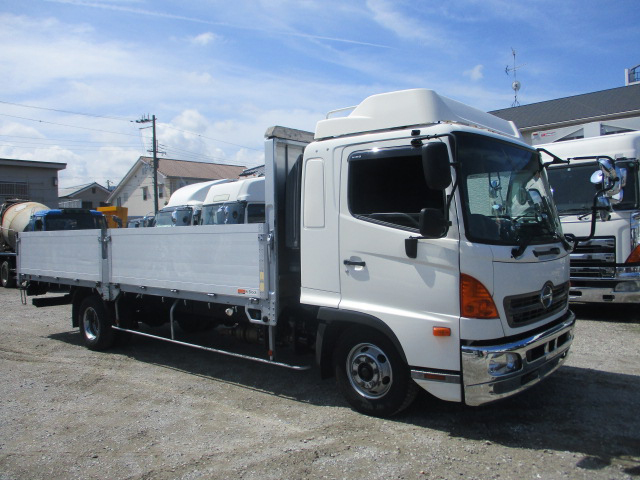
[{"x1": 338, "y1": 142, "x2": 461, "y2": 370}]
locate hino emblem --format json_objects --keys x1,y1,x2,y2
[{"x1": 540, "y1": 283, "x2": 554, "y2": 309}]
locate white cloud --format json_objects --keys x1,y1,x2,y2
[
  {"x1": 464, "y1": 65, "x2": 484, "y2": 82},
  {"x1": 189, "y1": 32, "x2": 220, "y2": 46}
]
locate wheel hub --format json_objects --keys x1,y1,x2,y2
[
  {"x1": 83, "y1": 307, "x2": 99, "y2": 341},
  {"x1": 346, "y1": 343, "x2": 393, "y2": 399}
]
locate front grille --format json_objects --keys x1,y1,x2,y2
[
  {"x1": 570, "y1": 236, "x2": 616, "y2": 278},
  {"x1": 503, "y1": 282, "x2": 570, "y2": 327}
]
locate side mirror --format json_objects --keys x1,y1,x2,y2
[
  {"x1": 422, "y1": 142, "x2": 452, "y2": 191},
  {"x1": 419, "y1": 208, "x2": 449, "y2": 238}
]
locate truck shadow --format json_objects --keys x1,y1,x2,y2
[
  {"x1": 571, "y1": 303, "x2": 640, "y2": 323},
  {"x1": 403, "y1": 366, "x2": 640, "y2": 475},
  {"x1": 48, "y1": 329, "x2": 640, "y2": 475}
]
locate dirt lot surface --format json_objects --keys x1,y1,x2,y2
[{"x1": 1, "y1": 287, "x2": 639, "y2": 480}]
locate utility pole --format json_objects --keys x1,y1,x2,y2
[{"x1": 135, "y1": 115, "x2": 159, "y2": 214}]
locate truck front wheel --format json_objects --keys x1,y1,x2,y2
[
  {"x1": 334, "y1": 327, "x2": 418, "y2": 417},
  {"x1": 79, "y1": 296, "x2": 115, "y2": 351},
  {"x1": 1, "y1": 260, "x2": 16, "y2": 288}
]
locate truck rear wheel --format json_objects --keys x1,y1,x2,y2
[
  {"x1": 79, "y1": 296, "x2": 115, "y2": 351},
  {"x1": 1, "y1": 260, "x2": 16, "y2": 288},
  {"x1": 334, "y1": 327, "x2": 418, "y2": 417}
]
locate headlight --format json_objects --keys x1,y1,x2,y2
[{"x1": 488, "y1": 352, "x2": 522, "y2": 376}]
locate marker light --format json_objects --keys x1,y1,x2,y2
[
  {"x1": 433, "y1": 327, "x2": 451, "y2": 337},
  {"x1": 460, "y1": 274, "x2": 499, "y2": 319}
]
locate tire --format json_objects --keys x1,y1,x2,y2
[
  {"x1": 334, "y1": 327, "x2": 418, "y2": 417},
  {"x1": 1, "y1": 260, "x2": 16, "y2": 288},
  {"x1": 78, "y1": 296, "x2": 115, "y2": 351}
]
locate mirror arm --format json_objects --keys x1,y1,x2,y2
[{"x1": 537, "y1": 148, "x2": 570, "y2": 168}]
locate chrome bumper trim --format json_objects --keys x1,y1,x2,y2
[
  {"x1": 461, "y1": 311, "x2": 575, "y2": 406},
  {"x1": 569, "y1": 285, "x2": 640, "y2": 304},
  {"x1": 410, "y1": 369, "x2": 461, "y2": 384}
]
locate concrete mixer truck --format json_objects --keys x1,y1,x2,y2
[
  {"x1": 1, "y1": 200, "x2": 48, "y2": 288},
  {"x1": 1, "y1": 200, "x2": 108, "y2": 287}
]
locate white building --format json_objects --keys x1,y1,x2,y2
[{"x1": 107, "y1": 156, "x2": 246, "y2": 217}]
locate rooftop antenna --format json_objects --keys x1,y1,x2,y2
[{"x1": 505, "y1": 48, "x2": 525, "y2": 107}]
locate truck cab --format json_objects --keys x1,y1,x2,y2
[
  {"x1": 303, "y1": 89, "x2": 574, "y2": 409},
  {"x1": 200, "y1": 177, "x2": 265, "y2": 225},
  {"x1": 154, "y1": 179, "x2": 233, "y2": 227},
  {"x1": 541, "y1": 131, "x2": 640, "y2": 303},
  {"x1": 25, "y1": 208, "x2": 107, "y2": 231}
]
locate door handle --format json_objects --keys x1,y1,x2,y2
[{"x1": 344, "y1": 259, "x2": 366, "y2": 267}]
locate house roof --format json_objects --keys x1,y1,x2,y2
[
  {"x1": 240, "y1": 165, "x2": 265, "y2": 177},
  {"x1": 490, "y1": 83, "x2": 640, "y2": 131},
  {"x1": 143, "y1": 157, "x2": 246, "y2": 179},
  {"x1": 59, "y1": 182, "x2": 110, "y2": 198},
  {"x1": 108, "y1": 156, "x2": 247, "y2": 202},
  {"x1": 0, "y1": 158, "x2": 66, "y2": 170}
]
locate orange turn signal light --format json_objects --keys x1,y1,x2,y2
[
  {"x1": 460, "y1": 273, "x2": 499, "y2": 319},
  {"x1": 433, "y1": 327, "x2": 451, "y2": 337},
  {"x1": 626, "y1": 245, "x2": 640, "y2": 264}
]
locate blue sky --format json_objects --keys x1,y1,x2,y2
[{"x1": 1, "y1": 0, "x2": 638, "y2": 188}]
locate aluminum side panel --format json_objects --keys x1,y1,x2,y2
[
  {"x1": 18, "y1": 229, "x2": 102, "y2": 282},
  {"x1": 109, "y1": 224, "x2": 266, "y2": 297}
]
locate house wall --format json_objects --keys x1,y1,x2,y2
[
  {"x1": 112, "y1": 162, "x2": 167, "y2": 217},
  {"x1": 0, "y1": 163, "x2": 62, "y2": 207},
  {"x1": 59, "y1": 187, "x2": 110, "y2": 209}
]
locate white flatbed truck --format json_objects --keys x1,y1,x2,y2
[{"x1": 18, "y1": 89, "x2": 575, "y2": 416}]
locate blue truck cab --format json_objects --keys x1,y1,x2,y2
[{"x1": 25, "y1": 209, "x2": 107, "y2": 232}]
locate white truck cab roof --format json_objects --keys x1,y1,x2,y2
[
  {"x1": 166, "y1": 179, "x2": 234, "y2": 208},
  {"x1": 538, "y1": 131, "x2": 640, "y2": 161},
  {"x1": 314, "y1": 88, "x2": 521, "y2": 141},
  {"x1": 202, "y1": 177, "x2": 265, "y2": 205}
]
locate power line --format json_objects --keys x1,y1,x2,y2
[
  {"x1": 0, "y1": 134, "x2": 139, "y2": 145},
  {"x1": 0, "y1": 113, "x2": 141, "y2": 137},
  {"x1": 0, "y1": 100, "x2": 131, "y2": 121}
]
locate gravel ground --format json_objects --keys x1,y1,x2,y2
[{"x1": 0, "y1": 287, "x2": 639, "y2": 480}]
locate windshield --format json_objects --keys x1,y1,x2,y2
[
  {"x1": 44, "y1": 213, "x2": 106, "y2": 230},
  {"x1": 201, "y1": 202, "x2": 246, "y2": 225},
  {"x1": 547, "y1": 160, "x2": 638, "y2": 214},
  {"x1": 155, "y1": 207, "x2": 193, "y2": 227},
  {"x1": 457, "y1": 133, "x2": 562, "y2": 246}
]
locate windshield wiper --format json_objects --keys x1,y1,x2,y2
[{"x1": 511, "y1": 229, "x2": 532, "y2": 259}]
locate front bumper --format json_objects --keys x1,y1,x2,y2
[
  {"x1": 461, "y1": 310, "x2": 575, "y2": 406},
  {"x1": 569, "y1": 277, "x2": 640, "y2": 303}
]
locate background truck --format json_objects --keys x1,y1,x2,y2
[
  {"x1": 154, "y1": 179, "x2": 231, "y2": 227},
  {"x1": 1, "y1": 200, "x2": 48, "y2": 288},
  {"x1": 18, "y1": 89, "x2": 575, "y2": 417},
  {"x1": 541, "y1": 131, "x2": 640, "y2": 303},
  {"x1": 199, "y1": 177, "x2": 265, "y2": 225}
]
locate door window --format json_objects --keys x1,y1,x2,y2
[{"x1": 348, "y1": 147, "x2": 445, "y2": 231}]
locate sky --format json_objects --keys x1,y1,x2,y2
[{"x1": 1, "y1": 0, "x2": 638, "y2": 190}]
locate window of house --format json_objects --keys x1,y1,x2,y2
[
  {"x1": 142, "y1": 186, "x2": 148, "y2": 201},
  {"x1": 92, "y1": 187, "x2": 96, "y2": 194},
  {"x1": 0, "y1": 182, "x2": 29, "y2": 198},
  {"x1": 158, "y1": 185, "x2": 164, "y2": 198},
  {"x1": 347, "y1": 146, "x2": 445, "y2": 231}
]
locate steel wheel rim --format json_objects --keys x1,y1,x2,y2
[
  {"x1": 82, "y1": 307, "x2": 99, "y2": 341},
  {"x1": 0, "y1": 263, "x2": 8, "y2": 285},
  {"x1": 346, "y1": 342, "x2": 393, "y2": 399}
]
